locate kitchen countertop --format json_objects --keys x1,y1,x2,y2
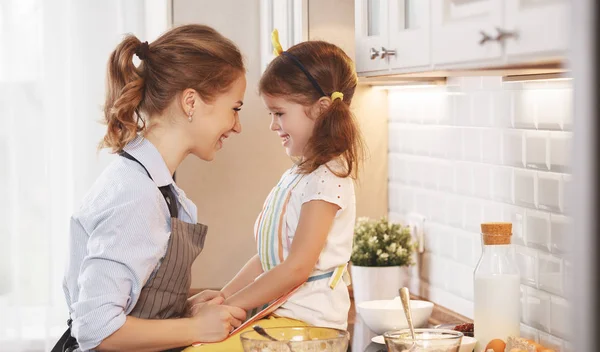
[
  {"x1": 189, "y1": 290, "x2": 471, "y2": 351},
  {"x1": 347, "y1": 296, "x2": 472, "y2": 352}
]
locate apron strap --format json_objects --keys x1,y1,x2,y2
[
  {"x1": 51, "y1": 320, "x2": 78, "y2": 352},
  {"x1": 119, "y1": 151, "x2": 179, "y2": 218},
  {"x1": 327, "y1": 263, "x2": 351, "y2": 289}
]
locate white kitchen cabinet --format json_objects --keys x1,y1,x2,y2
[
  {"x1": 431, "y1": 0, "x2": 504, "y2": 66},
  {"x1": 355, "y1": 0, "x2": 390, "y2": 74},
  {"x1": 504, "y1": 0, "x2": 569, "y2": 60},
  {"x1": 355, "y1": 0, "x2": 431, "y2": 74},
  {"x1": 388, "y1": 0, "x2": 431, "y2": 70},
  {"x1": 260, "y1": 0, "x2": 308, "y2": 72}
]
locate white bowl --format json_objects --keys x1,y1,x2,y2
[
  {"x1": 371, "y1": 335, "x2": 476, "y2": 352},
  {"x1": 458, "y1": 336, "x2": 477, "y2": 352},
  {"x1": 357, "y1": 297, "x2": 434, "y2": 335}
]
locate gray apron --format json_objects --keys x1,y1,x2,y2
[{"x1": 52, "y1": 151, "x2": 207, "y2": 352}]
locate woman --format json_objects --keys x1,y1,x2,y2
[{"x1": 53, "y1": 24, "x2": 247, "y2": 352}]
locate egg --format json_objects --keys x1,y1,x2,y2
[{"x1": 485, "y1": 339, "x2": 507, "y2": 352}]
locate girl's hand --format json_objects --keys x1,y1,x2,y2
[
  {"x1": 186, "y1": 290, "x2": 225, "y2": 316},
  {"x1": 188, "y1": 289, "x2": 224, "y2": 305}
]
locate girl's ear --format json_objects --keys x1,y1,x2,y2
[{"x1": 309, "y1": 97, "x2": 332, "y2": 119}]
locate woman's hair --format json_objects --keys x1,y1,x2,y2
[
  {"x1": 259, "y1": 41, "x2": 363, "y2": 178},
  {"x1": 101, "y1": 24, "x2": 245, "y2": 152}
]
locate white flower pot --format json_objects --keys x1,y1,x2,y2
[{"x1": 351, "y1": 265, "x2": 409, "y2": 305}]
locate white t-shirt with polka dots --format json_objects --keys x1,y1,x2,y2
[{"x1": 274, "y1": 161, "x2": 356, "y2": 329}]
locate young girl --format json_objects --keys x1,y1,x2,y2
[{"x1": 191, "y1": 32, "x2": 362, "y2": 351}]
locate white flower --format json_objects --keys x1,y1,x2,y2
[
  {"x1": 379, "y1": 253, "x2": 389, "y2": 259},
  {"x1": 357, "y1": 217, "x2": 370, "y2": 225},
  {"x1": 368, "y1": 236, "x2": 378, "y2": 244},
  {"x1": 383, "y1": 234, "x2": 389, "y2": 241}
]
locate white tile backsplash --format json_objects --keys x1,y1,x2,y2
[
  {"x1": 463, "y1": 128, "x2": 482, "y2": 162},
  {"x1": 514, "y1": 170, "x2": 536, "y2": 207},
  {"x1": 525, "y1": 131, "x2": 550, "y2": 170},
  {"x1": 481, "y1": 129, "x2": 502, "y2": 164},
  {"x1": 525, "y1": 210, "x2": 551, "y2": 251},
  {"x1": 504, "y1": 129, "x2": 525, "y2": 167},
  {"x1": 472, "y1": 92, "x2": 493, "y2": 127},
  {"x1": 520, "y1": 323, "x2": 540, "y2": 342},
  {"x1": 538, "y1": 253, "x2": 564, "y2": 296},
  {"x1": 421, "y1": 160, "x2": 438, "y2": 189},
  {"x1": 550, "y1": 296, "x2": 570, "y2": 339},
  {"x1": 455, "y1": 162, "x2": 474, "y2": 195},
  {"x1": 525, "y1": 287, "x2": 551, "y2": 332},
  {"x1": 429, "y1": 193, "x2": 446, "y2": 224},
  {"x1": 515, "y1": 245, "x2": 538, "y2": 286},
  {"x1": 562, "y1": 174, "x2": 573, "y2": 213},
  {"x1": 539, "y1": 332, "x2": 565, "y2": 351},
  {"x1": 481, "y1": 200, "x2": 504, "y2": 223},
  {"x1": 492, "y1": 90, "x2": 513, "y2": 128},
  {"x1": 550, "y1": 214, "x2": 571, "y2": 254},
  {"x1": 492, "y1": 166, "x2": 513, "y2": 203},
  {"x1": 389, "y1": 124, "x2": 404, "y2": 152},
  {"x1": 437, "y1": 161, "x2": 455, "y2": 192},
  {"x1": 454, "y1": 230, "x2": 475, "y2": 267},
  {"x1": 387, "y1": 77, "x2": 572, "y2": 346},
  {"x1": 388, "y1": 154, "x2": 405, "y2": 182},
  {"x1": 513, "y1": 90, "x2": 537, "y2": 129},
  {"x1": 463, "y1": 199, "x2": 483, "y2": 233},
  {"x1": 504, "y1": 205, "x2": 526, "y2": 245},
  {"x1": 537, "y1": 172, "x2": 562, "y2": 212},
  {"x1": 455, "y1": 94, "x2": 472, "y2": 127},
  {"x1": 550, "y1": 131, "x2": 572, "y2": 172},
  {"x1": 472, "y1": 164, "x2": 492, "y2": 199},
  {"x1": 537, "y1": 89, "x2": 570, "y2": 130}
]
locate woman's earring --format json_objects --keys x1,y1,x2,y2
[{"x1": 188, "y1": 111, "x2": 193, "y2": 122}]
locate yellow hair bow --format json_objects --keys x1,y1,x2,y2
[
  {"x1": 331, "y1": 91, "x2": 344, "y2": 102},
  {"x1": 271, "y1": 29, "x2": 284, "y2": 56}
]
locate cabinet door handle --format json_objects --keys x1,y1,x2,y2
[
  {"x1": 370, "y1": 47, "x2": 380, "y2": 60},
  {"x1": 479, "y1": 30, "x2": 493, "y2": 45},
  {"x1": 494, "y1": 27, "x2": 519, "y2": 43},
  {"x1": 381, "y1": 47, "x2": 396, "y2": 59}
]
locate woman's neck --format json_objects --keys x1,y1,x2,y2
[{"x1": 143, "y1": 121, "x2": 190, "y2": 176}]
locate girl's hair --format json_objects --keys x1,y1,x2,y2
[
  {"x1": 101, "y1": 24, "x2": 245, "y2": 152},
  {"x1": 258, "y1": 41, "x2": 364, "y2": 178}
]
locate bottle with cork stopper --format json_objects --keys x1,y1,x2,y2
[{"x1": 474, "y1": 222, "x2": 521, "y2": 352}]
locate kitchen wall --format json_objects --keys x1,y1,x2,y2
[
  {"x1": 308, "y1": 0, "x2": 389, "y2": 221},
  {"x1": 175, "y1": 0, "x2": 387, "y2": 289},
  {"x1": 175, "y1": 0, "x2": 292, "y2": 289},
  {"x1": 388, "y1": 76, "x2": 572, "y2": 351}
]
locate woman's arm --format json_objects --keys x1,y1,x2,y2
[
  {"x1": 221, "y1": 254, "x2": 263, "y2": 299},
  {"x1": 97, "y1": 298, "x2": 246, "y2": 352},
  {"x1": 69, "y1": 181, "x2": 246, "y2": 351},
  {"x1": 224, "y1": 200, "x2": 338, "y2": 310}
]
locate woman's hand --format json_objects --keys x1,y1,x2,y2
[{"x1": 187, "y1": 299, "x2": 247, "y2": 343}]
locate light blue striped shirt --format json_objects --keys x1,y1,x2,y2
[{"x1": 63, "y1": 136, "x2": 198, "y2": 351}]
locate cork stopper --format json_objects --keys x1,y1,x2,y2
[{"x1": 481, "y1": 222, "x2": 512, "y2": 245}]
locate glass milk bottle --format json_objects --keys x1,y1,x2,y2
[{"x1": 474, "y1": 223, "x2": 520, "y2": 352}]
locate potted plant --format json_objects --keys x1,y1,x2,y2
[{"x1": 350, "y1": 217, "x2": 415, "y2": 304}]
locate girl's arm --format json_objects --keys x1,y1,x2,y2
[
  {"x1": 221, "y1": 254, "x2": 264, "y2": 299},
  {"x1": 224, "y1": 200, "x2": 338, "y2": 310}
]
